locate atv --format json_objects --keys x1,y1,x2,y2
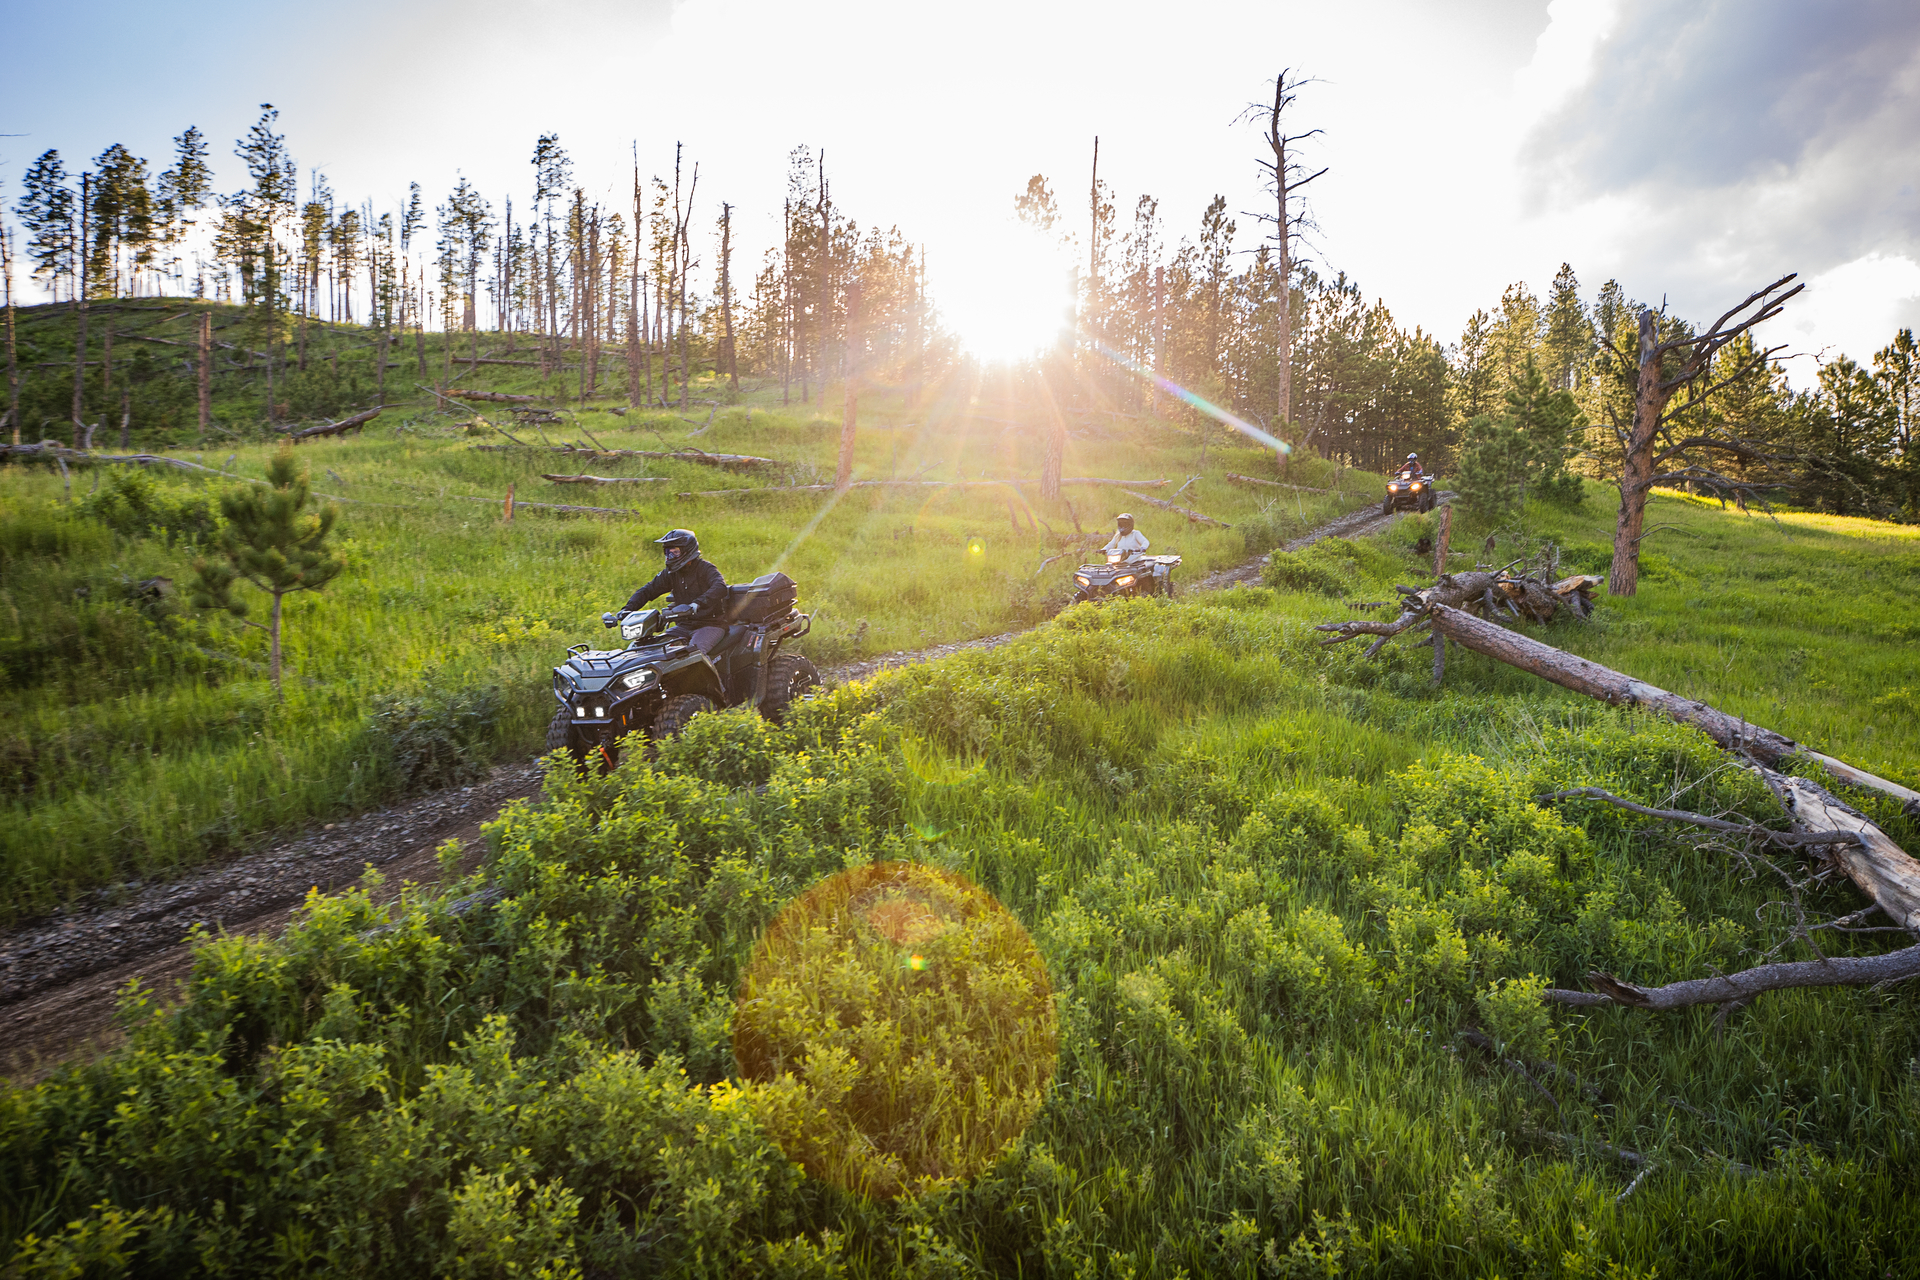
[
  {"x1": 1070, "y1": 550, "x2": 1182, "y2": 604},
  {"x1": 1382, "y1": 472, "x2": 1437, "y2": 514},
  {"x1": 545, "y1": 572, "x2": 817, "y2": 774}
]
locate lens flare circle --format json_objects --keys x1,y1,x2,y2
[{"x1": 733, "y1": 862, "x2": 1057, "y2": 1199}]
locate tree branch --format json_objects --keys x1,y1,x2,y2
[
  {"x1": 1536, "y1": 787, "x2": 1862, "y2": 848},
  {"x1": 1545, "y1": 944, "x2": 1920, "y2": 1010}
]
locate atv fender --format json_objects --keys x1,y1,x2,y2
[
  {"x1": 746, "y1": 612, "x2": 812, "y2": 709},
  {"x1": 657, "y1": 650, "x2": 729, "y2": 705}
]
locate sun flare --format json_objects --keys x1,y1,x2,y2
[{"x1": 935, "y1": 221, "x2": 1076, "y2": 365}]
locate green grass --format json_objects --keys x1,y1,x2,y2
[
  {"x1": 3, "y1": 511, "x2": 1915, "y2": 1274},
  {"x1": 0, "y1": 341, "x2": 1377, "y2": 921}
]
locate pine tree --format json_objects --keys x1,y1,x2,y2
[
  {"x1": 15, "y1": 151, "x2": 75, "y2": 297},
  {"x1": 154, "y1": 127, "x2": 211, "y2": 287},
  {"x1": 190, "y1": 447, "x2": 344, "y2": 699},
  {"x1": 1457, "y1": 356, "x2": 1579, "y2": 519},
  {"x1": 1541, "y1": 263, "x2": 1594, "y2": 392}
]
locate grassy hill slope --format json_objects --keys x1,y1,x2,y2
[{"x1": 3, "y1": 481, "x2": 1916, "y2": 1276}]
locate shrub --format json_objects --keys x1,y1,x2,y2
[
  {"x1": 355, "y1": 681, "x2": 505, "y2": 798},
  {"x1": 1262, "y1": 549, "x2": 1349, "y2": 595},
  {"x1": 73, "y1": 467, "x2": 220, "y2": 545}
]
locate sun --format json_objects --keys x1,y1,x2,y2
[{"x1": 934, "y1": 220, "x2": 1077, "y2": 365}]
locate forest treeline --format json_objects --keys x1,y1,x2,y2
[{"x1": 5, "y1": 105, "x2": 1916, "y2": 519}]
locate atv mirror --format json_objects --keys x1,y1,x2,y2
[{"x1": 601, "y1": 612, "x2": 618, "y2": 628}]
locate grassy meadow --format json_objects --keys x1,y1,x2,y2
[
  {"x1": 0, "y1": 329, "x2": 1378, "y2": 922},
  {"x1": 3, "y1": 478, "x2": 1917, "y2": 1276}
]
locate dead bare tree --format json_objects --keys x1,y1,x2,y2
[
  {"x1": 2, "y1": 223, "x2": 19, "y2": 447},
  {"x1": 1239, "y1": 69, "x2": 1325, "y2": 451},
  {"x1": 1605, "y1": 276, "x2": 1803, "y2": 596}
]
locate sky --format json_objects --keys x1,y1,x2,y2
[{"x1": 3, "y1": 0, "x2": 1916, "y2": 382}]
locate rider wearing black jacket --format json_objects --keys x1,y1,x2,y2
[{"x1": 623, "y1": 529, "x2": 729, "y2": 653}]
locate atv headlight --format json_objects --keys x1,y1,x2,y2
[
  {"x1": 620, "y1": 667, "x2": 655, "y2": 690},
  {"x1": 1074, "y1": 574, "x2": 1090, "y2": 586},
  {"x1": 1389, "y1": 484, "x2": 1402, "y2": 492},
  {"x1": 1411, "y1": 482, "x2": 1424, "y2": 491},
  {"x1": 1115, "y1": 574, "x2": 1136, "y2": 586}
]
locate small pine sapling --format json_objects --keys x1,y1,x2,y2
[{"x1": 190, "y1": 446, "x2": 344, "y2": 697}]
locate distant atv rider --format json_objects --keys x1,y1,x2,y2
[
  {"x1": 1104, "y1": 512, "x2": 1150, "y2": 557},
  {"x1": 1394, "y1": 453, "x2": 1425, "y2": 480},
  {"x1": 621, "y1": 529, "x2": 730, "y2": 653}
]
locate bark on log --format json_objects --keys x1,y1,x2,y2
[
  {"x1": 1120, "y1": 487, "x2": 1231, "y2": 528},
  {"x1": 541, "y1": 473, "x2": 670, "y2": 485},
  {"x1": 288, "y1": 406, "x2": 383, "y2": 441},
  {"x1": 1545, "y1": 944, "x2": 1920, "y2": 1010},
  {"x1": 1762, "y1": 769, "x2": 1920, "y2": 933}
]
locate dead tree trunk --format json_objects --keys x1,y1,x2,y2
[
  {"x1": 197, "y1": 311, "x2": 212, "y2": 440},
  {"x1": 1607, "y1": 276, "x2": 1803, "y2": 596},
  {"x1": 4, "y1": 224, "x2": 20, "y2": 446},
  {"x1": 720, "y1": 201, "x2": 738, "y2": 394},
  {"x1": 837, "y1": 282, "x2": 860, "y2": 490},
  {"x1": 73, "y1": 174, "x2": 91, "y2": 446},
  {"x1": 1243, "y1": 71, "x2": 1325, "y2": 447}
]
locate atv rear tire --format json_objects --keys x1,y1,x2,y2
[
  {"x1": 760, "y1": 653, "x2": 820, "y2": 724},
  {"x1": 653, "y1": 693, "x2": 715, "y2": 741}
]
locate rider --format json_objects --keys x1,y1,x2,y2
[
  {"x1": 1395, "y1": 452, "x2": 1425, "y2": 480},
  {"x1": 621, "y1": 529, "x2": 730, "y2": 654},
  {"x1": 1104, "y1": 512, "x2": 1150, "y2": 558}
]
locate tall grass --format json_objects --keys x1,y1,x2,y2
[
  {"x1": 3, "y1": 517, "x2": 1915, "y2": 1274},
  {"x1": 0, "y1": 387, "x2": 1372, "y2": 919}
]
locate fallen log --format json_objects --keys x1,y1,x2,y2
[
  {"x1": 1120, "y1": 487, "x2": 1231, "y2": 528},
  {"x1": 1761, "y1": 768, "x2": 1920, "y2": 933},
  {"x1": 447, "y1": 388, "x2": 543, "y2": 404},
  {"x1": 1225, "y1": 472, "x2": 1339, "y2": 494},
  {"x1": 1313, "y1": 579, "x2": 1920, "y2": 1013},
  {"x1": 470, "y1": 443, "x2": 778, "y2": 471},
  {"x1": 288, "y1": 406, "x2": 383, "y2": 441},
  {"x1": 1062, "y1": 477, "x2": 1168, "y2": 489},
  {"x1": 1423, "y1": 605, "x2": 1916, "y2": 809},
  {"x1": 541, "y1": 473, "x2": 669, "y2": 485},
  {"x1": 674, "y1": 477, "x2": 1172, "y2": 499},
  {"x1": 1546, "y1": 944, "x2": 1920, "y2": 1010},
  {"x1": 442, "y1": 493, "x2": 641, "y2": 516}
]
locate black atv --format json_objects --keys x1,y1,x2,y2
[
  {"x1": 545, "y1": 572, "x2": 817, "y2": 774},
  {"x1": 1070, "y1": 551, "x2": 1182, "y2": 604},
  {"x1": 1382, "y1": 472, "x2": 1437, "y2": 514}
]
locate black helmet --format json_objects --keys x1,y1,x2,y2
[
  {"x1": 1116, "y1": 512, "x2": 1135, "y2": 531},
  {"x1": 654, "y1": 528, "x2": 700, "y2": 569}
]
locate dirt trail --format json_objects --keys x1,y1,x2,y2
[{"x1": 0, "y1": 497, "x2": 1443, "y2": 1078}]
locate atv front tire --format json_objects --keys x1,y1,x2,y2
[
  {"x1": 1381, "y1": 497, "x2": 1393, "y2": 515},
  {"x1": 653, "y1": 693, "x2": 715, "y2": 741},
  {"x1": 1159, "y1": 576, "x2": 1177, "y2": 598},
  {"x1": 760, "y1": 653, "x2": 821, "y2": 724},
  {"x1": 546, "y1": 705, "x2": 592, "y2": 775}
]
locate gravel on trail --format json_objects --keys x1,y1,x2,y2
[{"x1": 0, "y1": 496, "x2": 1445, "y2": 1078}]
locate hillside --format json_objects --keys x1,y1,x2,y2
[
  {"x1": 0, "y1": 311, "x2": 1375, "y2": 922},
  {"x1": 2, "y1": 453, "x2": 1917, "y2": 1272}
]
